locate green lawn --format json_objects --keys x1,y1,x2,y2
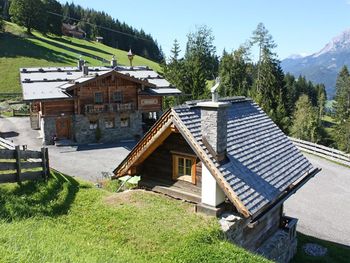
[
  {"x1": 0, "y1": 22, "x2": 161, "y2": 93},
  {"x1": 0, "y1": 171, "x2": 269, "y2": 263},
  {"x1": 292, "y1": 233, "x2": 350, "y2": 263}
]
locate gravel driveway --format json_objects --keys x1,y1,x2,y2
[
  {"x1": 285, "y1": 153, "x2": 350, "y2": 246},
  {"x1": 0, "y1": 117, "x2": 134, "y2": 182}
]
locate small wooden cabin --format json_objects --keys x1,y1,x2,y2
[
  {"x1": 113, "y1": 95, "x2": 320, "y2": 262},
  {"x1": 20, "y1": 59, "x2": 181, "y2": 144}
]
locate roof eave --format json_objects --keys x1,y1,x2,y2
[{"x1": 248, "y1": 167, "x2": 321, "y2": 225}]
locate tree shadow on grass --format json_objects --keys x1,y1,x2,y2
[
  {"x1": 292, "y1": 232, "x2": 350, "y2": 263},
  {"x1": 0, "y1": 32, "x2": 77, "y2": 64},
  {"x1": 0, "y1": 170, "x2": 80, "y2": 221},
  {"x1": 47, "y1": 35, "x2": 113, "y2": 57},
  {"x1": 36, "y1": 35, "x2": 108, "y2": 63}
]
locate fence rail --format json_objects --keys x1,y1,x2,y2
[
  {"x1": 0, "y1": 138, "x2": 49, "y2": 184},
  {"x1": 289, "y1": 137, "x2": 350, "y2": 167},
  {"x1": 0, "y1": 137, "x2": 16, "y2": 150},
  {"x1": 13, "y1": 109, "x2": 30, "y2": 117}
]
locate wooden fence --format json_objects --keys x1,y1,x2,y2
[
  {"x1": 289, "y1": 137, "x2": 350, "y2": 167},
  {"x1": 0, "y1": 137, "x2": 16, "y2": 150},
  {"x1": 0, "y1": 138, "x2": 49, "y2": 184},
  {"x1": 12, "y1": 109, "x2": 30, "y2": 117}
]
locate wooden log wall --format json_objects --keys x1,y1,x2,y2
[
  {"x1": 41, "y1": 100, "x2": 74, "y2": 116},
  {"x1": 138, "y1": 95, "x2": 162, "y2": 112},
  {"x1": 76, "y1": 75, "x2": 138, "y2": 113},
  {"x1": 142, "y1": 132, "x2": 202, "y2": 187}
]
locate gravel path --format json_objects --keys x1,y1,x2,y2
[{"x1": 285, "y1": 153, "x2": 350, "y2": 246}]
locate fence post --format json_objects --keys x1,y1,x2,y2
[
  {"x1": 41, "y1": 147, "x2": 49, "y2": 181},
  {"x1": 15, "y1": 145, "x2": 21, "y2": 184}
]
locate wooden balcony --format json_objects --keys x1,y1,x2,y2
[{"x1": 84, "y1": 102, "x2": 135, "y2": 114}]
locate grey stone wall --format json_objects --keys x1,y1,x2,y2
[
  {"x1": 41, "y1": 116, "x2": 56, "y2": 145},
  {"x1": 219, "y1": 208, "x2": 298, "y2": 263},
  {"x1": 256, "y1": 228, "x2": 297, "y2": 263},
  {"x1": 73, "y1": 111, "x2": 143, "y2": 144}
]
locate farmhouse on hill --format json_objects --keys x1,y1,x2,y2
[
  {"x1": 61, "y1": 23, "x2": 86, "y2": 39},
  {"x1": 113, "y1": 87, "x2": 320, "y2": 262},
  {"x1": 20, "y1": 57, "x2": 181, "y2": 144}
]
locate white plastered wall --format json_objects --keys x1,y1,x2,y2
[{"x1": 201, "y1": 164, "x2": 226, "y2": 207}]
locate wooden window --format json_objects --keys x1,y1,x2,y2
[
  {"x1": 104, "y1": 118, "x2": 114, "y2": 129},
  {"x1": 120, "y1": 116, "x2": 129, "y2": 127},
  {"x1": 172, "y1": 154, "x2": 196, "y2": 184},
  {"x1": 113, "y1": 91, "x2": 123, "y2": 103},
  {"x1": 94, "y1": 92, "x2": 103, "y2": 104},
  {"x1": 89, "y1": 120, "x2": 98, "y2": 130}
]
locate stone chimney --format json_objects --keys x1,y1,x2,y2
[
  {"x1": 78, "y1": 57, "x2": 84, "y2": 71},
  {"x1": 83, "y1": 64, "x2": 89, "y2": 76},
  {"x1": 111, "y1": 55, "x2": 117, "y2": 68},
  {"x1": 197, "y1": 79, "x2": 229, "y2": 162}
]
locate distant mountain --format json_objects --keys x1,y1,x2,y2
[{"x1": 281, "y1": 28, "x2": 350, "y2": 98}]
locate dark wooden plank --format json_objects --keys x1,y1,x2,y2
[
  {"x1": 0, "y1": 149, "x2": 15, "y2": 159},
  {"x1": 15, "y1": 146, "x2": 21, "y2": 183},
  {"x1": 21, "y1": 171, "x2": 43, "y2": 181},
  {"x1": 41, "y1": 147, "x2": 49, "y2": 180},
  {"x1": 0, "y1": 162, "x2": 17, "y2": 171},
  {"x1": 21, "y1": 150, "x2": 42, "y2": 159},
  {"x1": 0, "y1": 173, "x2": 17, "y2": 183},
  {"x1": 21, "y1": 161, "x2": 43, "y2": 169}
]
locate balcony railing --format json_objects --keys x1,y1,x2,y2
[{"x1": 84, "y1": 102, "x2": 135, "y2": 114}]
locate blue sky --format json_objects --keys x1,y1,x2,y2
[{"x1": 60, "y1": 0, "x2": 350, "y2": 60}]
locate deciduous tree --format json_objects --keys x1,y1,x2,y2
[
  {"x1": 9, "y1": 0, "x2": 46, "y2": 33},
  {"x1": 291, "y1": 94, "x2": 322, "y2": 143}
]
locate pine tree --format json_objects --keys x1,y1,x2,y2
[
  {"x1": 218, "y1": 46, "x2": 251, "y2": 97},
  {"x1": 43, "y1": 0, "x2": 63, "y2": 35},
  {"x1": 251, "y1": 23, "x2": 277, "y2": 93},
  {"x1": 170, "y1": 39, "x2": 181, "y2": 62},
  {"x1": 185, "y1": 25, "x2": 218, "y2": 80}
]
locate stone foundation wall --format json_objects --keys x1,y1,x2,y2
[
  {"x1": 41, "y1": 116, "x2": 56, "y2": 145},
  {"x1": 256, "y1": 228, "x2": 297, "y2": 263},
  {"x1": 219, "y1": 209, "x2": 298, "y2": 263},
  {"x1": 73, "y1": 112, "x2": 143, "y2": 144}
]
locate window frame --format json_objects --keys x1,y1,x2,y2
[
  {"x1": 89, "y1": 120, "x2": 98, "y2": 130},
  {"x1": 94, "y1": 92, "x2": 103, "y2": 104},
  {"x1": 113, "y1": 91, "x2": 123, "y2": 103},
  {"x1": 172, "y1": 153, "x2": 196, "y2": 184},
  {"x1": 104, "y1": 117, "x2": 115, "y2": 129},
  {"x1": 120, "y1": 115, "x2": 130, "y2": 128}
]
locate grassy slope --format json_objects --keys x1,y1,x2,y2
[
  {"x1": 0, "y1": 171, "x2": 269, "y2": 263},
  {"x1": 293, "y1": 233, "x2": 350, "y2": 263},
  {"x1": 0, "y1": 22, "x2": 161, "y2": 93}
]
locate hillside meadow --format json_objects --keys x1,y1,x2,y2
[
  {"x1": 0, "y1": 22, "x2": 161, "y2": 93},
  {"x1": 0, "y1": 171, "x2": 270, "y2": 263}
]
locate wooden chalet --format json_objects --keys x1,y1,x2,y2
[
  {"x1": 61, "y1": 23, "x2": 86, "y2": 39},
  {"x1": 20, "y1": 58, "x2": 181, "y2": 144},
  {"x1": 113, "y1": 86, "x2": 321, "y2": 262}
]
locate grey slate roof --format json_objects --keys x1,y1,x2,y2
[
  {"x1": 20, "y1": 65, "x2": 180, "y2": 101},
  {"x1": 174, "y1": 98, "x2": 315, "y2": 215}
]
